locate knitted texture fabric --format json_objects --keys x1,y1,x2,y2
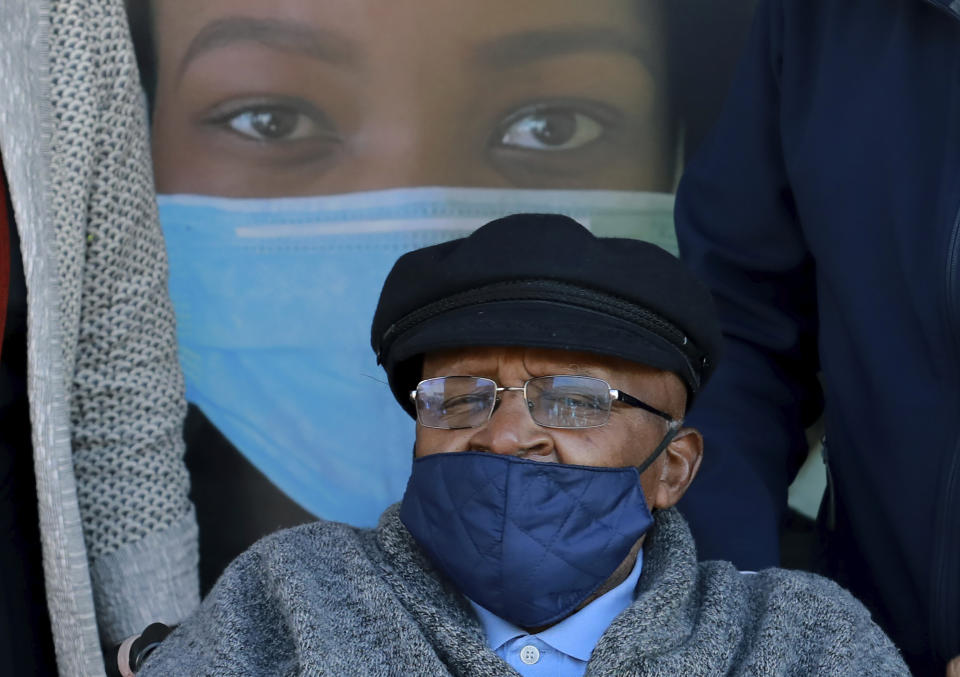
[
  {"x1": 0, "y1": 2, "x2": 106, "y2": 674},
  {"x1": 49, "y1": 0, "x2": 191, "y2": 560},
  {"x1": 140, "y1": 506, "x2": 910, "y2": 676},
  {"x1": 0, "y1": 0, "x2": 198, "y2": 671}
]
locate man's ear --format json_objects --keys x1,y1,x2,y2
[{"x1": 650, "y1": 427, "x2": 703, "y2": 509}]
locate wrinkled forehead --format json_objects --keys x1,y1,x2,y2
[{"x1": 421, "y1": 345, "x2": 665, "y2": 382}]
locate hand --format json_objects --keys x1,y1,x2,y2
[{"x1": 947, "y1": 655, "x2": 960, "y2": 677}]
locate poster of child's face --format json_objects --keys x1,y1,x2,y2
[
  {"x1": 149, "y1": 0, "x2": 675, "y2": 196},
  {"x1": 130, "y1": 0, "x2": 754, "y2": 592}
]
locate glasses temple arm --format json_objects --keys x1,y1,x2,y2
[{"x1": 612, "y1": 390, "x2": 676, "y2": 423}]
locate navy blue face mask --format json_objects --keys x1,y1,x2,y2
[{"x1": 399, "y1": 451, "x2": 656, "y2": 629}]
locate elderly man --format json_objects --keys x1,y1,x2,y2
[{"x1": 138, "y1": 214, "x2": 906, "y2": 676}]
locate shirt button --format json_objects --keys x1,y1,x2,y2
[{"x1": 519, "y1": 644, "x2": 540, "y2": 665}]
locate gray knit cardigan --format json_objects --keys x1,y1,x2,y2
[
  {"x1": 141, "y1": 506, "x2": 909, "y2": 676},
  {"x1": 0, "y1": 1, "x2": 198, "y2": 675}
]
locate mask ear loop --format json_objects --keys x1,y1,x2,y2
[{"x1": 634, "y1": 420, "x2": 682, "y2": 476}]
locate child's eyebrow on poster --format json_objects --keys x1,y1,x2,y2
[{"x1": 147, "y1": 0, "x2": 675, "y2": 196}]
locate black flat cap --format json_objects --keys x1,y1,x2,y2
[{"x1": 371, "y1": 213, "x2": 720, "y2": 417}]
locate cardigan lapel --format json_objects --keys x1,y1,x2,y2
[
  {"x1": 375, "y1": 505, "x2": 521, "y2": 676},
  {"x1": 587, "y1": 508, "x2": 746, "y2": 676},
  {"x1": 374, "y1": 503, "x2": 746, "y2": 677}
]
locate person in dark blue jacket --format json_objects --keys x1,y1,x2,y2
[{"x1": 674, "y1": 1, "x2": 960, "y2": 675}]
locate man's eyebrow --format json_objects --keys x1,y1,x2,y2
[
  {"x1": 527, "y1": 365, "x2": 607, "y2": 379},
  {"x1": 562, "y1": 366, "x2": 606, "y2": 379},
  {"x1": 472, "y1": 27, "x2": 650, "y2": 69},
  {"x1": 177, "y1": 16, "x2": 359, "y2": 81}
]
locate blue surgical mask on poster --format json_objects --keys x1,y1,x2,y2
[{"x1": 158, "y1": 186, "x2": 677, "y2": 527}]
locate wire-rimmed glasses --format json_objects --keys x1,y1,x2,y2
[{"x1": 410, "y1": 375, "x2": 679, "y2": 430}]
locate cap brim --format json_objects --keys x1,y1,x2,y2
[{"x1": 386, "y1": 299, "x2": 693, "y2": 417}]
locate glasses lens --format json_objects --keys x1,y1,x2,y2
[
  {"x1": 415, "y1": 376, "x2": 497, "y2": 429},
  {"x1": 526, "y1": 376, "x2": 612, "y2": 428}
]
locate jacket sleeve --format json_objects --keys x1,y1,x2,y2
[
  {"x1": 748, "y1": 570, "x2": 910, "y2": 675},
  {"x1": 674, "y1": 0, "x2": 823, "y2": 568},
  {"x1": 48, "y1": 0, "x2": 199, "y2": 644},
  {"x1": 137, "y1": 547, "x2": 296, "y2": 677}
]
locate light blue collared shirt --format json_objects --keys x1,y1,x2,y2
[{"x1": 469, "y1": 552, "x2": 643, "y2": 677}]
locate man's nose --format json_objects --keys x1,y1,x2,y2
[{"x1": 466, "y1": 392, "x2": 555, "y2": 459}]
